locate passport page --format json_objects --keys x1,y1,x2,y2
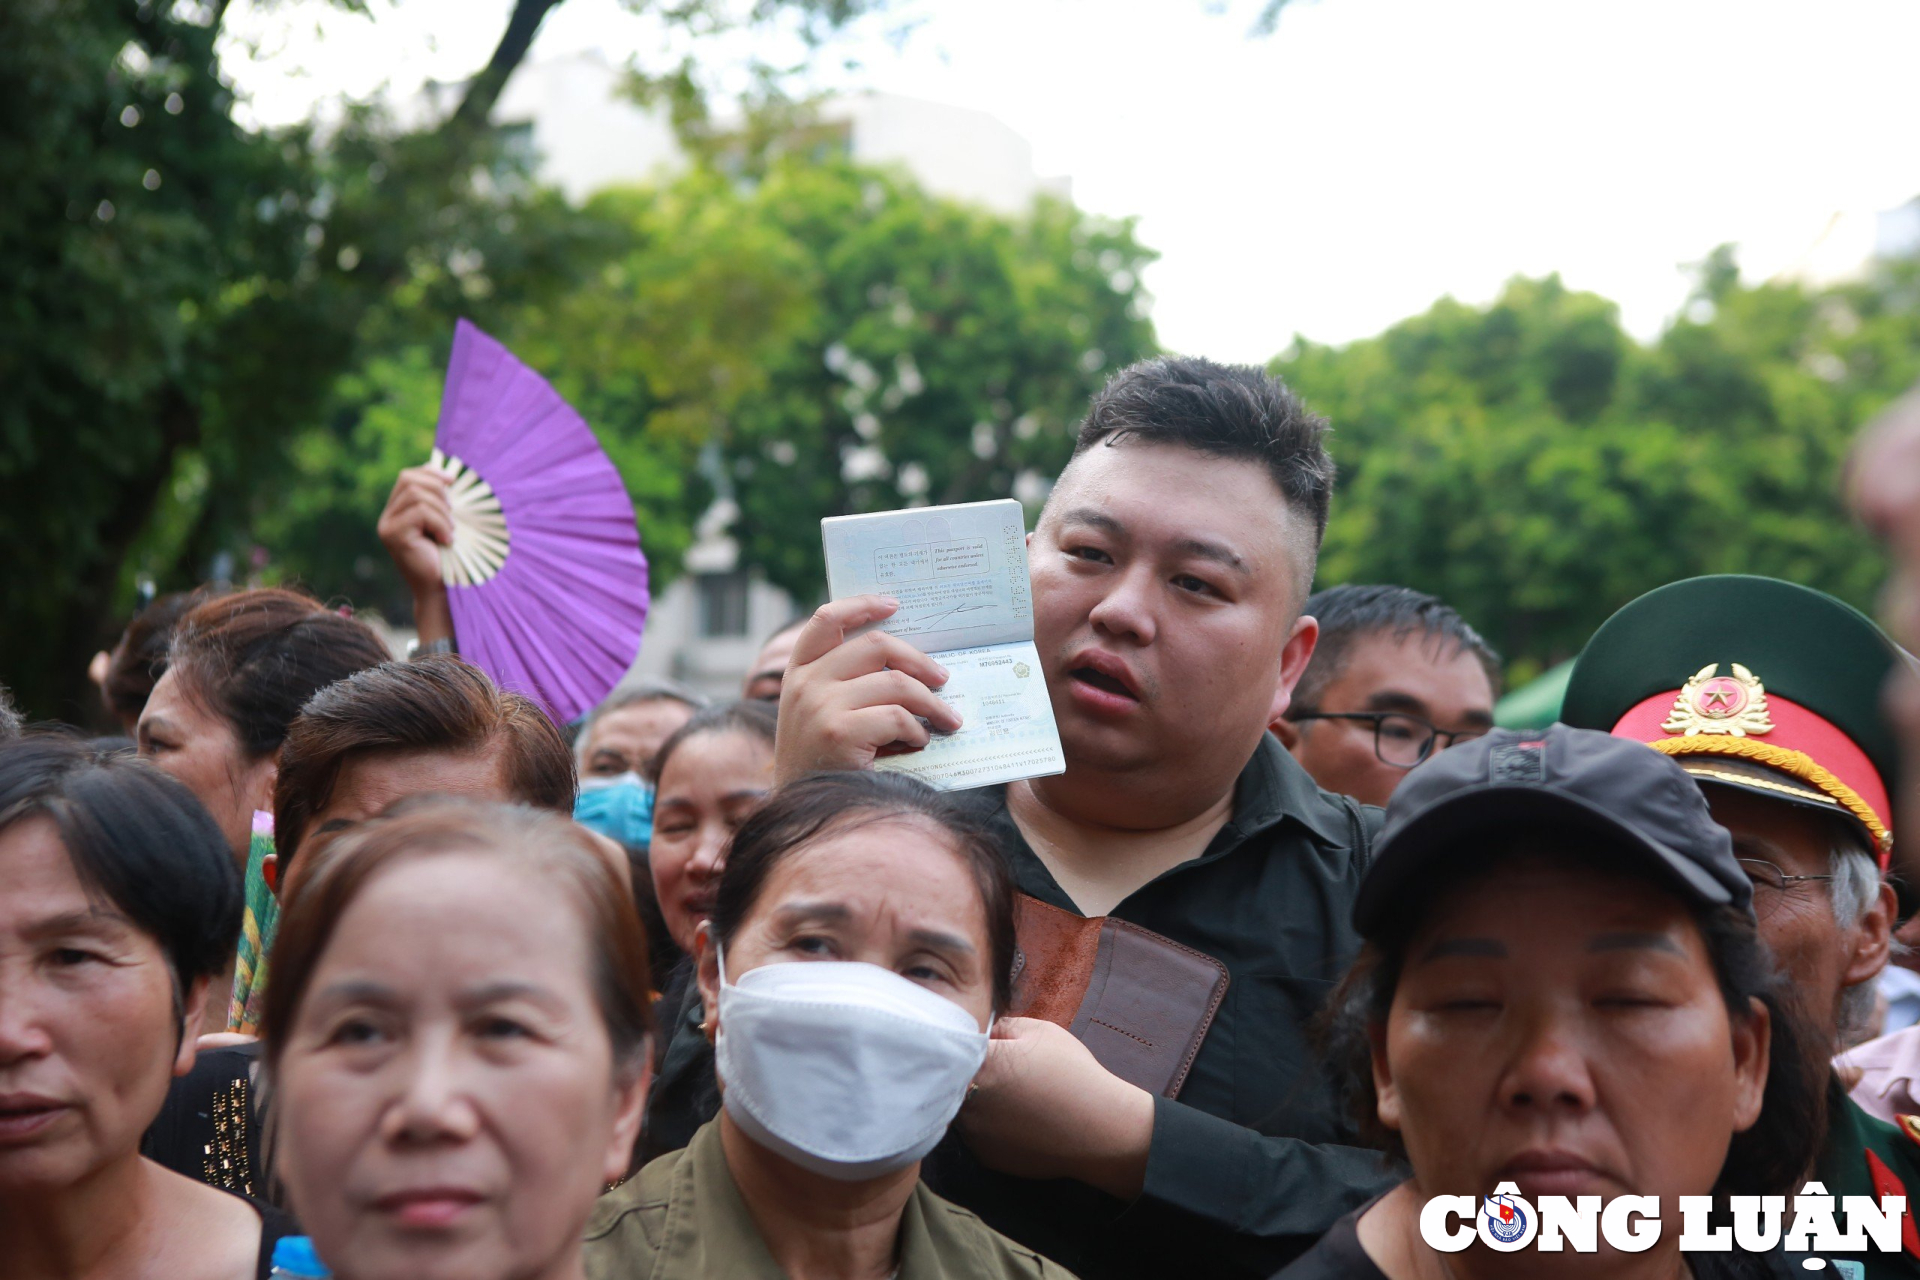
[
  {"x1": 872, "y1": 640, "x2": 1066, "y2": 789},
  {"x1": 822, "y1": 499, "x2": 1034, "y2": 653},
  {"x1": 822, "y1": 499, "x2": 1064, "y2": 790}
]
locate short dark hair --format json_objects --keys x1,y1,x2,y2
[
  {"x1": 1291, "y1": 583, "x2": 1503, "y2": 712},
  {"x1": 647, "y1": 699, "x2": 779, "y2": 787},
  {"x1": 0, "y1": 735, "x2": 241, "y2": 993},
  {"x1": 167, "y1": 588, "x2": 391, "y2": 760},
  {"x1": 264, "y1": 798, "x2": 652, "y2": 1078},
  {"x1": 711, "y1": 772, "x2": 1016, "y2": 1011},
  {"x1": 1073, "y1": 356, "x2": 1336, "y2": 545},
  {"x1": 275, "y1": 655, "x2": 576, "y2": 866},
  {"x1": 105, "y1": 588, "x2": 212, "y2": 725},
  {"x1": 1321, "y1": 831, "x2": 1820, "y2": 1199}
]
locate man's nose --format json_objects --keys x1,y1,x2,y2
[{"x1": 1086, "y1": 566, "x2": 1158, "y2": 645}]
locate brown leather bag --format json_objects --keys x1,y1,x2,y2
[{"x1": 1007, "y1": 893, "x2": 1229, "y2": 1099}]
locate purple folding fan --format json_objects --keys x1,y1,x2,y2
[{"x1": 425, "y1": 319, "x2": 648, "y2": 725}]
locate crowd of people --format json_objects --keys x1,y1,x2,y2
[{"x1": 5, "y1": 355, "x2": 1920, "y2": 1280}]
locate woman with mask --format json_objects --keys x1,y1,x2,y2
[
  {"x1": 136, "y1": 587, "x2": 390, "y2": 1035},
  {"x1": 586, "y1": 770, "x2": 1071, "y2": 1280},
  {"x1": 1278, "y1": 726, "x2": 1822, "y2": 1280},
  {"x1": 262, "y1": 798, "x2": 652, "y2": 1280},
  {"x1": 573, "y1": 681, "x2": 707, "y2": 982},
  {"x1": 0, "y1": 736, "x2": 293, "y2": 1279},
  {"x1": 634, "y1": 699, "x2": 778, "y2": 1161}
]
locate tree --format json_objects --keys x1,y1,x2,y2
[
  {"x1": 257, "y1": 156, "x2": 1157, "y2": 616},
  {"x1": 721, "y1": 159, "x2": 1156, "y2": 600},
  {"x1": 0, "y1": 0, "x2": 887, "y2": 720},
  {"x1": 1276, "y1": 257, "x2": 1920, "y2": 682}
]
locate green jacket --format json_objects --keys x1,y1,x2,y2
[
  {"x1": 1811, "y1": 1085, "x2": 1920, "y2": 1278},
  {"x1": 584, "y1": 1119, "x2": 1074, "y2": 1280}
]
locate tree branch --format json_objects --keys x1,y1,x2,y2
[{"x1": 447, "y1": 0, "x2": 563, "y2": 133}]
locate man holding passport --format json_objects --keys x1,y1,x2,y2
[{"x1": 775, "y1": 356, "x2": 1395, "y2": 1278}]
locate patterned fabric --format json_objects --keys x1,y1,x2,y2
[
  {"x1": 202, "y1": 1072, "x2": 255, "y2": 1197},
  {"x1": 228, "y1": 812, "x2": 279, "y2": 1035}
]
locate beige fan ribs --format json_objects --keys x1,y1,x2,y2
[{"x1": 427, "y1": 448, "x2": 511, "y2": 586}]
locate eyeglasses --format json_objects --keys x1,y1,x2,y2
[
  {"x1": 1737, "y1": 857, "x2": 1833, "y2": 895},
  {"x1": 1289, "y1": 712, "x2": 1488, "y2": 770}
]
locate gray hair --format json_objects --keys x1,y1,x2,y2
[
  {"x1": 0, "y1": 685, "x2": 21, "y2": 741},
  {"x1": 575, "y1": 678, "x2": 708, "y2": 768},
  {"x1": 1832, "y1": 829, "x2": 1886, "y2": 1047}
]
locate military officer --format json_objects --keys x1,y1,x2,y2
[{"x1": 1564, "y1": 573, "x2": 1920, "y2": 1277}]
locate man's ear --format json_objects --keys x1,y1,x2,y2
[
  {"x1": 1844, "y1": 880, "x2": 1898, "y2": 990},
  {"x1": 176, "y1": 976, "x2": 212, "y2": 1076},
  {"x1": 693, "y1": 922, "x2": 721, "y2": 1043},
  {"x1": 1268, "y1": 614, "x2": 1320, "y2": 726}
]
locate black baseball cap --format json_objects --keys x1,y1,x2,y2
[{"x1": 1353, "y1": 724, "x2": 1752, "y2": 939}]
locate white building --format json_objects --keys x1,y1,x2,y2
[
  {"x1": 1773, "y1": 197, "x2": 1920, "y2": 288},
  {"x1": 481, "y1": 53, "x2": 1071, "y2": 697}
]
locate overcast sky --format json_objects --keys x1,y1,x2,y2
[{"x1": 220, "y1": 0, "x2": 1920, "y2": 363}]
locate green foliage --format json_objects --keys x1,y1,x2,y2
[
  {"x1": 721, "y1": 160, "x2": 1157, "y2": 599},
  {"x1": 0, "y1": 0, "x2": 892, "y2": 719},
  {"x1": 1277, "y1": 261, "x2": 1920, "y2": 683},
  {"x1": 259, "y1": 157, "x2": 1157, "y2": 614},
  {"x1": 0, "y1": 0, "x2": 321, "y2": 717}
]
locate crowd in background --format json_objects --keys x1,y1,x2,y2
[{"x1": 7, "y1": 357, "x2": 1920, "y2": 1280}]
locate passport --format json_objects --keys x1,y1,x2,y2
[{"x1": 822, "y1": 499, "x2": 1067, "y2": 790}]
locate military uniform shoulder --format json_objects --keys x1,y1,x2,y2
[
  {"x1": 919, "y1": 1188, "x2": 1080, "y2": 1278},
  {"x1": 1868, "y1": 1112, "x2": 1920, "y2": 1185}
]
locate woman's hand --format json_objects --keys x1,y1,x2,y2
[{"x1": 376, "y1": 466, "x2": 456, "y2": 645}]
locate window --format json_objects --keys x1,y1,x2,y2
[{"x1": 697, "y1": 571, "x2": 750, "y2": 638}]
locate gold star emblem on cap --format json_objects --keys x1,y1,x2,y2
[{"x1": 1662, "y1": 663, "x2": 1774, "y2": 738}]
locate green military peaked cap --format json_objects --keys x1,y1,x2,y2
[{"x1": 1562, "y1": 574, "x2": 1902, "y2": 875}]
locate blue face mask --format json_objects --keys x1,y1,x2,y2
[{"x1": 574, "y1": 772, "x2": 654, "y2": 852}]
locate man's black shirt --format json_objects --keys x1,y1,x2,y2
[{"x1": 922, "y1": 734, "x2": 1399, "y2": 1279}]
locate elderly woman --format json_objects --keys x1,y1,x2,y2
[
  {"x1": 0, "y1": 736, "x2": 291, "y2": 1278},
  {"x1": 634, "y1": 699, "x2": 778, "y2": 1161},
  {"x1": 1278, "y1": 726, "x2": 1820, "y2": 1280},
  {"x1": 587, "y1": 770, "x2": 1073, "y2": 1279},
  {"x1": 146, "y1": 655, "x2": 582, "y2": 1197},
  {"x1": 136, "y1": 587, "x2": 390, "y2": 1035},
  {"x1": 262, "y1": 799, "x2": 652, "y2": 1280}
]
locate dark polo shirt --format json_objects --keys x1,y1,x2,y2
[{"x1": 920, "y1": 734, "x2": 1398, "y2": 1280}]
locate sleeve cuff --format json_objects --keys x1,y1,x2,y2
[{"x1": 1136, "y1": 1094, "x2": 1254, "y2": 1223}]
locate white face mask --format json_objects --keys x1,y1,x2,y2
[{"x1": 713, "y1": 949, "x2": 989, "y2": 1181}]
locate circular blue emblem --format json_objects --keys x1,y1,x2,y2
[{"x1": 1483, "y1": 1194, "x2": 1528, "y2": 1245}]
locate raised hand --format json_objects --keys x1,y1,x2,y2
[
  {"x1": 773, "y1": 595, "x2": 964, "y2": 785},
  {"x1": 376, "y1": 465, "x2": 456, "y2": 645}
]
